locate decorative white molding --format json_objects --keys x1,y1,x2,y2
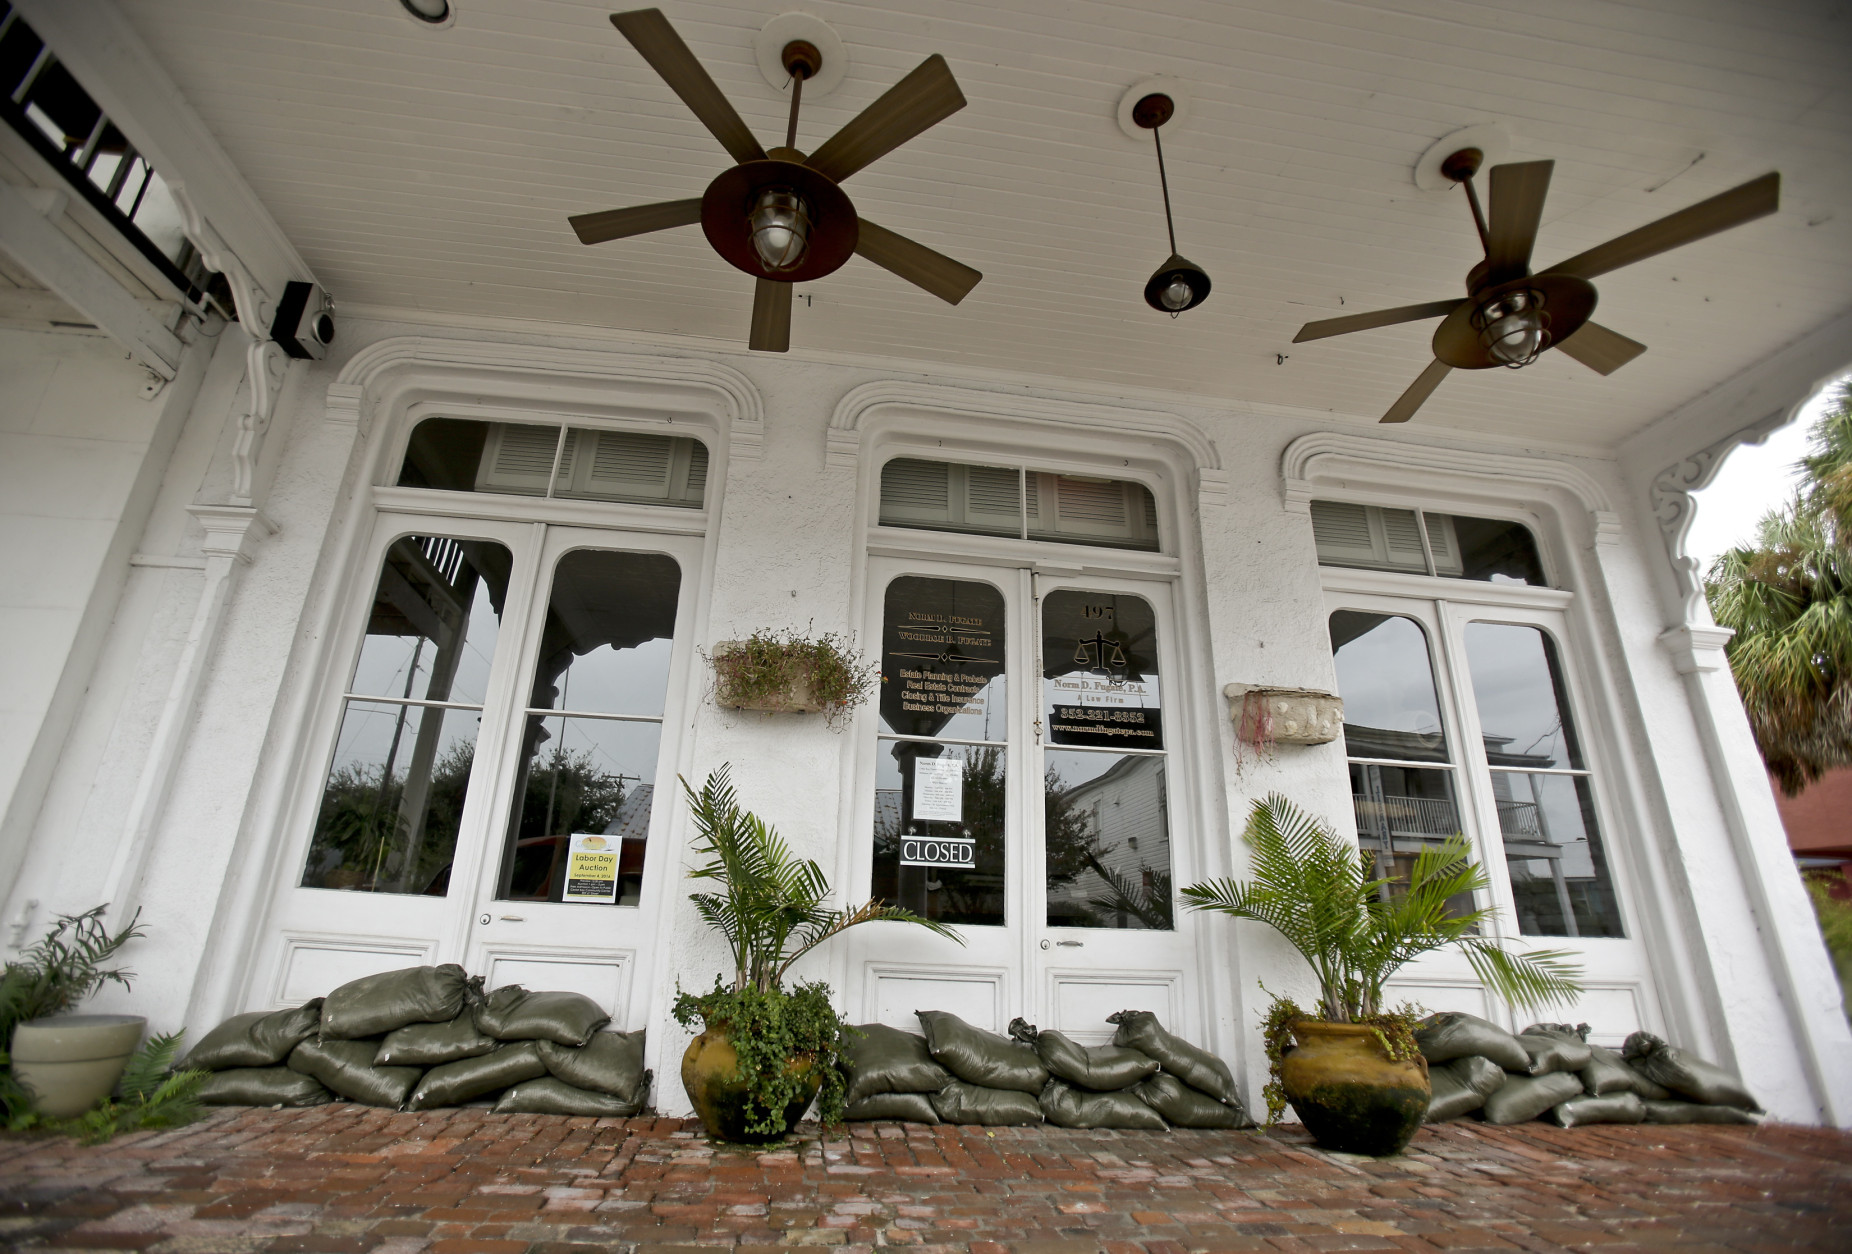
[
  {"x1": 1657, "y1": 623, "x2": 1736, "y2": 676},
  {"x1": 825, "y1": 380, "x2": 1226, "y2": 504},
  {"x1": 188, "y1": 503, "x2": 279, "y2": 564},
  {"x1": 1650, "y1": 413, "x2": 1795, "y2": 621},
  {"x1": 323, "y1": 382, "x2": 366, "y2": 429}
]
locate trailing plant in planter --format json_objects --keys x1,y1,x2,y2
[
  {"x1": 672, "y1": 766, "x2": 960, "y2": 1141},
  {"x1": 1181, "y1": 794, "x2": 1582, "y2": 1155},
  {"x1": 709, "y1": 629, "x2": 876, "y2": 727}
]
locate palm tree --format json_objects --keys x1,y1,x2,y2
[{"x1": 1706, "y1": 382, "x2": 1852, "y2": 795}]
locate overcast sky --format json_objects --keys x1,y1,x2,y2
[{"x1": 1684, "y1": 381, "x2": 1844, "y2": 567}]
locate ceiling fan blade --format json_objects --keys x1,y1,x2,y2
[
  {"x1": 855, "y1": 220, "x2": 982, "y2": 305},
  {"x1": 1380, "y1": 359, "x2": 1452, "y2": 424},
  {"x1": 804, "y1": 54, "x2": 965, "y2": 185},
  {"x1": 749, "y1": 279, "x2": 791, "y2": 352},
  {"x1": 1484, "y1": 160, "x2": 1554, "y2": 281},
  {"x1": 609, "y1": 9, "x2": 766, "y2": 164},
  {"x1": 1293, "y1": 299, "x2": 1463, "y2": 343},
  {"x1": 568, "y1": 197, "x2": 703, "y2": 245},
  {"x1": 1543, "y1": 172, "x2": 1779, "y2": 282},
  {"x1": 1553, "y1": 321, "x2": 1647, "y2": 376}
]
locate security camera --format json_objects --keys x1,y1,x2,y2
[{"x1": 270, "y1": 280, "x2": 334, "y2": 360}]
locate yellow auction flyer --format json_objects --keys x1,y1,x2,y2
[{"x1": 564, "y1": 833, "x2": 619, "y2": 903}]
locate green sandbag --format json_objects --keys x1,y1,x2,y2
[
  {"x1": 1622, "y1": 1032, "x2": 1760, "y2": 1110},
  {"x1": 197, "y1": 1066, "x2": 332, "y2": 1107},
  {"x1": 1040, "y1": 1079, "x2": 1167, "y2": 1130},
  {"x1": 1425, "y1": 1058, "x2": 1509, "y2": 1123},
  {"x1": 185, "y1": 1001, "x2": 323, "y2": 1069},
  {"x1": 1413, "y1": 1012, "x2": 1529, "y2": 1072},
  {"x1": 1132, "y1": 1073, "x2": 1249, "y2": 1128},
  {"x1": 1551, "y1": 1091, "x2": 1644, "y2": 1127},
  {"x1": 916, "y1": 1011, "x2": 1048, "y2": 1094},
  {"x1": 930, "y1": 1079, "x2": 1044, "y2": 1125},
  {"x1": 844, "y1": 1091, "x2": 940, "y2": 1123},
  {"x1": 473, "y1": 985, "x2": 610, "y2": 1046},
  {"x1": 840, "y1": 1024, "x2": 954, "y2": 1103},
  {"x1": 1014, "y1": 1020, "x2": 1158, "y2": 1092},
  {"x1": 1579, "y1": 1045, "x2": 1642, "y2": 1096},
  {"x1": 1106, "y1": 1010, "x2": 1237, "y2": 1104},
  {"x1": 287, "y1": 1038, "x2": 420, "y2": 1107},
  {"x1": 407, "y1": 1040, "x2": 548, "y2": 1110},
  {"x1": 1627, "y1": 1062, "x2": 1673, "y2": 1100},
  {"x1": 536, "y1": 1030, "x2": 647, "y2": 1099},
  {"x1": 1516, "y1": 1032, "x2": 1592, "y2": 1077},
  {"x1": 376, "y1": 1016, "x2": 496, "y2": 1066},
  {"x1": 1642, "y1": 1100, "x2": 1760, "y2": 1125},
  {"x1": 1481, "y1": 1071, "x2": 1582, "y2": 1125},
  {"x1": 495, "y1": 1075, "x2": 642, "y2": 1117},
  {"x1": 320, "y1": 965, "x2": 468, "y2": 1040},
  {"x1": 1449, "y1": 1055, "x2": 1508, "y2": 1097}
]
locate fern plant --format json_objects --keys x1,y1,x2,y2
[
  {"x1": 1181, "y1": 793, "x2": 1582, "y2": 1022},
  {"x1": 70, "y1": 1032, "x2": 206, "y2": 1144}
]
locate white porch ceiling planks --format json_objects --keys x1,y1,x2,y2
[{"x1": 116, "y1": 0, "x2": 1852, "y2": 449}]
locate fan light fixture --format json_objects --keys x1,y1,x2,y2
[
  {"x1": 750, "y1": 188, "x2": 811, "y2": 271},
  {"x1": 1472, "y1": 287, "x2": 1550, "y2": 367},
  {"x1": 399, "y1": 0, "x2": 451, "y2": 24},
  {"x1": 1133, "y1": 92, "x2": 1209, "y2": 317}
]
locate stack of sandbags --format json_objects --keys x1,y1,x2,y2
[
  {"x1": 1413, "y1": 1012, "x2": 1760, "y2": 1128},
  {"x1": 916, "y1": 1010, "x2": 1048, "y2": 1125},
  {"x1": 837, "y1": 1023, "x2": 954, "y2": 1123},
  {"x1": 187, "y1": 965, "x2": 649, "y2": 1116}
]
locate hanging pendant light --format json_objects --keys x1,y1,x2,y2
[{"x1": 1133, "y1": 93, "x2": 1210, "y2": 316}]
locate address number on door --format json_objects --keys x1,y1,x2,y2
[{"x1": 900, "y1": 837, "x2": 975, "y2": 869}]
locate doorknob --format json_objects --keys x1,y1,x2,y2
[{"x1": 1039, "y1": 939, "x2": 1049, "y2": 950}]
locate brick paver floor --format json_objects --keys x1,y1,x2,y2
[{"x1": 1, "y1": 1107, "x2": 1848, "y2": 1253}]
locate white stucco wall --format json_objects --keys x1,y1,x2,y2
[{"x1": 3, "y1": 315, "x2": 1846, "y2": 1127}]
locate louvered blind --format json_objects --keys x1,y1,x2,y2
[
  {"x1": 880, "y1": 458, "x2": 953, "y2": 520},
  {"x1": 475, "y1": 423, "x2": 559, "y2": 496},
  {"x1": 1312, "y1": 500, "x2": 1542, "y2": 584},
  {"x1": 454, "y1": 420, "x2": 704, "y2": 507},
  {"x1": 877, "y1": 457, "x2": 1159, "y2": 551}
]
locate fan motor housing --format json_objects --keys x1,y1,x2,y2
[{"x1": 701, "y1": 159, "x2": 859, "y2": 283}]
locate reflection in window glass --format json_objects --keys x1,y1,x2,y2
[
  {"x1": 871, "y1": 743, "x2": 1007, "y2": 927},
  {"x1": 1045, "y1": 751, "x2": 1172, "y2": 930},
  {"x1": 1328, "y1": 611, "x2": 1448, "y2": 763},
  {"x1": 304, "y1": 535, "x2": 512, "y2": 895},
  {"x1": 1041, "y1": 591, "x2": 1163, "y2": 751},
  {"x1": 397, "y1": 417, "x2": 707, "y2": 508},
  {"x1": 497, "y1": 549, "x2": 682, "y2": 905},
  {"x1": 1463, "y1": 622, "x2": 1622, "y2": 938},
  {"x1": 878, "y1": 577, "x2": 1007, "y2": 742}
]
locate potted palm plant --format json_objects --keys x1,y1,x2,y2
[
  {"x1": 1181, "y1": 794, "x2": 1582, "y2": 1156},
  {"x1": 673, "y1": 766, "x2": 961, "y2": 1142}
]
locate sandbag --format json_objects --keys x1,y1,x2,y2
[
  {"x1": 1622, "y1": 1032, "x2": 1759, "y2": 1110},
  {"x1": 185, "y1": 1001, "x2": 323, "y2": 1070},
  {"x1": 1040, "y1": 1079, "x2": 1166, "y2": 1130},
  {"x1": 376, "y1": 1016, "x2": 496, "y2": 1067},
  {"x1": 197, "y1": 1066, "x2": 332, "y2": 1107},
  {"x1": 1551, "y1": 1091, "x2": 1645, "y2": 1127},
  {"x1": 1524, "y1": 1021, "x2": 1591, "y2": 1042},
  {"x1": 844, "y1": 1091, "x2": 941, "y2": 1123},
  {"x1": 536, "y1": 1030, "x2": 647, "y2": 1099},
  {"x1": 917, "y1": 1011, "x2": 1048, "y2": 1094},
  {"x1": 1132, "y1": 1073, "x2": 1248, "y2": 1128},
  {"x1": 287, "y1": 1038, "x2": 420, "y2": 1108},
  {"x1": 1412, "y1": 1012, "x2": 1529, "y2": 1072},
  {"x1": 1481, "y1": 1071, "x2": 1582, "y2": 1125},
  {"x1": 1425, "y1": 1058, "x2": 1508, "y2": 1123},
  {"x1": 839, "y1": 1024, "x2": 953, "y2": 1103},
  {"x1": 930, "y1": 1079, "x2": 1044, "y2": 1125},
  {"x1": 495, "y1": 1076, "x2": 643, "y2": 1117},
  {"x1": 1106, "y1": 1010, "x2": 1237, "y2": 1104},
  {"x1": 1014, "y1": 1021, "x2": 1158, "y2": 1092},
  {"x1": 1516, "y1": 1032, "x2": 1592, "y2": 1077},
  {"x1": 1449, "y1": 1055, "x2": 1509, "y2": 1098},
  {"x1": 407, "y1": 1040, "x2": 547, "y2": 1110},
  {"x1": 320, "y1": 965, "x2": 468, "y2": 1040},
  {"x1": 474, "y1": 985, "x2": 610, "y2": 1047},
  {"x1": 1642, "y1": 1100, "x2": 1760, "y2": 1125},
  {"x1": 1627, "y1": 1063, "x2": 1673, "y2": 1101},
  {"x1": 1579, "y1": 1045, "x2": 1642, "y2": 1097}
]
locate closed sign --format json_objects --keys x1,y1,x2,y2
[{"x1": 900, "y1": 837, "x2": 975, "y2": 868}]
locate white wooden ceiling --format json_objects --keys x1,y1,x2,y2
[{"x1": 118, "y1": 0, "x2": 1852, "y2": 450}]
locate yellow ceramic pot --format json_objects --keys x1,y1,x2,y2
[
  {"x1": 680, "y1": 1024, "x2": 820, "y2": 1144},
  {"x1": 1279, "y1": 1018, "x2": 1430, "y2": 1156}
]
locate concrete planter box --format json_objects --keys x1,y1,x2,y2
[
  {"x1": 711, "y1": 641, "x2": 828, "y2": 714},
  {"x1": 10, "y1": 1013, "x2": 146, "y2": 1118},
  {"x1": 1224, "y1": 684, "x2": 1345, "y2": 746}
]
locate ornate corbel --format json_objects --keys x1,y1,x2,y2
[{"x1": 1650, "y1": 408, "x2": 1792, "y2": 622}]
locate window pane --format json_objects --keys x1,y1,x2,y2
[
  {"x1": 1462, "y1": 623, "x2": 1584, "y2": 770},
  {"x1": 872, "y1": 743, "x2": 1006, "y2": 927},
  {"x1": 879, "y1": 458, "x2": 1022, "y2": 539},
  {"x1": 1044, "y1": 750, "x2": 1172, "y2": 931},
  {"x1": 1431, "y1": 514, "x2": 1546, "y2": 585},
  {"x1": 530, "y1": 550, "x2": 682, "y2": 717},
  {"x1": 1027, "y1": 474, "x2": 1160, "y2": 551},
  {"x1": 1350, "y1": 762, "x2": 1474, "y2": 916},
  {"x1": 1328, "y1": 611, "x2": 1449, "y2": 763},
  {"x1": 553, "y1": 428, "x2": 706, "y2": 507},
  {"x1": 498, "y1": 715, "x2": 659, "y2": 904},
  {"x1": 1491, "y1": 770, "x2": 1623, "y2": 938},
  {"x1": 1042, "y1": 590, "x2": 1162, "y2": 750},
  {"x1": 349, "y1": 536, "x2": 511, "y2": 706},
  {"x1": 397, "y1": 418, "x2": 705, "y2": 506},
  {"x1": 1310, "y1": 501, "x2": 1425, "y2": 573},
  {"x1": 878, "y1": 576, "x2": 1007, "y2": 741},
  {"x1": 1311, "y1": 501, "x2": 1546, "y2": 586},
  {"x1": 399, "y1": 418, "x2": 551, "y2": 495},
  {"x1": 302, "y1": 699, "x2": 476, "y2": 896}
]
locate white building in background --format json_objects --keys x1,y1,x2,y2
[{"x1": 1, "y1": 0, "x2": 1848, "y2": 1125}]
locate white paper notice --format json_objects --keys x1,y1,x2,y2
[
  {"x1": 912, "y1": 756, "x2": 964, "y2": 823},
  {"x1": 563, "y1": 832, "x2": 619, "y2": 903}
]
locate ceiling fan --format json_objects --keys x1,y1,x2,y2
[
  {"x1": 569, "y1": 9, "x2": 982, "y2": 352},
  {"x1": 1292, "y1": 147, "x2": 1780, "y2": 423}
]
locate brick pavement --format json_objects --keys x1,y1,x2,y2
[{"x1": 0, "y1": 1107, "x2": 1847, "y2": 1254}]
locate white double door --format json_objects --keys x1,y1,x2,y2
[
  {"x1": 249, "y1": 511, "x2": 704, "y2": 1029},
  {"x1": 842, "y1": 556, "x2": 1201, "y2": 1046}
]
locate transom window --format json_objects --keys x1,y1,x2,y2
[
  {"x1": 399, "y1": 417, "x2": 708, "y2": 509},
  {"x1": 1311, "y1": 500, "x2": 1545, "y2": 585},
  {"x1": 879, "y1": 457, "x2": 1160, "y2": 551}
]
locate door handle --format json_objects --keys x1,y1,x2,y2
[
  {"x1": 1056, "y1": 940, "x2": 1084, "y2": 948},
  {"x1": 499, "y1": 915, "x2": 525, "y2": 922}
]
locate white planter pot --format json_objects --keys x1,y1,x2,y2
[{"x1": 10, "y1": 1014, "x2": 146, "y2": 1118}]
